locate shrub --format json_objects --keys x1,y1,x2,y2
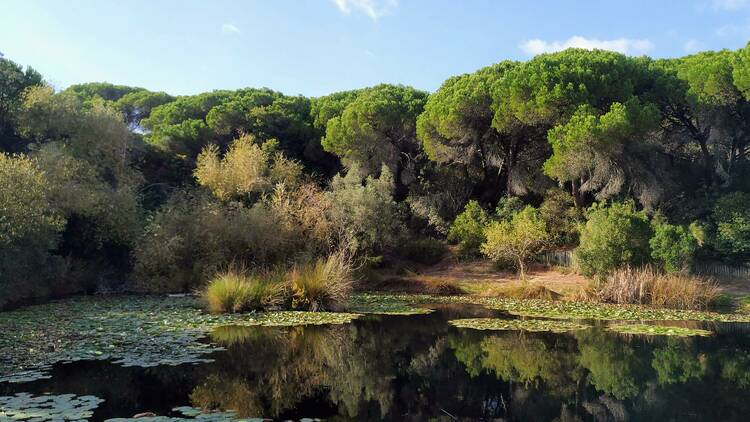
[
  {"x1": 595, "y1": 266, "x2": 720, "y2": 310},
  {"x1": 0, "y1": 153, "x2": 65, "y2": 307},
  {"x1": 574, "y1": 201, "x2": 652, "y2": 278},
  {"x1": 650, "y1": 221, "x2": 698, "y2": 273},
  {"x1": 481, "y1": 206, "x2": 550, "y2": 279},
  {"x1": 712, "y1": 192, "x2": 750, "y2": 259},
  {"x1": 328, "y1": 164, "x2": 405, "y2": 255},
  {"x1": 132, "y1": 191, "x2": 288, "y2": 293},
  {"x1": 396, "y1": 237, "x2": 447, "y2": 265},
  {"x1": 289, "y1": 251, "x2": 355, "y2": 311},
  {"x1": 539, "y1": 188, "x2": 582, "y2": 246},
  {"x1": 203, "y1": 268, "x2": 286, "y2": 313},
  {"x1": 448, "y1": 200, "x2": 490, "y2": 259},
  {"x1": 494, "y1": 196, "x2": 524, "y2": 222},
  {"x1": 195, "y1": 135, "x2": 303, "y2": 202}
]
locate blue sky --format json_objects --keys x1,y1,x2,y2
[{"x1": 2, "y1": 0, "x2": 750, "y2": 97}]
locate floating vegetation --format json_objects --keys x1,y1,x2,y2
[
  {"x1": 0, "y1": 296, "x2": 360, "y2": 384},
  {"x1": 607, "y1": 324, "x2": 713, "y2": 337},
  {"x1": 348, "y1": 293, "x2": 434, "y2": 315},
  {"x1": 349, "y1": 293, "x2": 750, "y2": 323},
  {"x1": 449, "y1": 318, "x2": 590, "y2": 333},
  {"x1": 103, "y1": 406, "x2": 313, "y2": 421},
  {"x1": 0, "y1": 393, "x2": 104, "y2": 421}
]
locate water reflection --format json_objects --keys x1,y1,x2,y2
[{"x1": 4, "y1": 309, "x2": 750, "y2": 421}]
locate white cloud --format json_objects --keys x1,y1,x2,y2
[
  {"x1": 221, "y1": 23, "x2": 240, "y2": 34},
  {"x1": 683, "y1": 39, "x2": 701, "y2": 52},
  {"x1": 519, "y1": 36, "x2": 655, "y2": 56},
  {"x1": 712, "y1": 0, "x2": 747, "y2": 10},
  {"x1": 715, "y1": 20, "x2": 750, "y2": 36},
  {"x1": 332, "y1": 0, "x2": 398, "y2": 20}
]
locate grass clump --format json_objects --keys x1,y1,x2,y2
[
  {"x1": 289, "y1": 251, "x2": 355, "y2": 311},
  {"x1": 595, "y1": 266, "x2": 721, "y2": 310},
  {"x1": 203, "y1": 268, "x2": 285, "y2": 313}
]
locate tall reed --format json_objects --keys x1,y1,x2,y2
[{"x1": 596, "y1": 266, "x2": 720, "y2": 310}]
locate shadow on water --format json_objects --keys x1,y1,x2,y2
[{"x1": 4, "y1": 305, "x2": 750, "y2": 421}]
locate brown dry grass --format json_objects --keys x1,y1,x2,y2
[{"x1": 596, "y1": 266, "x2": 721, "y2": 310}]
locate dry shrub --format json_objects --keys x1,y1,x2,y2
[
  {"x1": 489, "y1": 284, "x2": 562, "y2": 301},
  {"x1": 289, "y1": 250, "x2": 355, "y2": 311},
  {"x1": 365, "y1": 275, "x2": 465, "y2": 296},
  {"x1": 596, "y1": 266, "x2": 721, "y2": 310}
]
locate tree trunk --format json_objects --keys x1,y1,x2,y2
[{"x1": 518, "y1": 259, "x2": 526, "y2": 281}]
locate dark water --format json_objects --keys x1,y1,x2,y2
[{"x1": 4, "y1": 304, "x2": 750, "y2": 421}]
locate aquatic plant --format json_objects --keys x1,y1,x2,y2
[
  {"x1": 348, "y1": 293, "x2": 434, "y2": 315},
  {"x1": 607, "y1": 324, "x2": 712, "y2": 337},
  {"x1": 449, "y1": 318, "x2": 590, "y2": 333},
  {"x1": 0, "y1": 296, "x2": 360, "y2": 384},
  {"x1": 0, "y1": 393, "x2": 104, "y2": 421}
]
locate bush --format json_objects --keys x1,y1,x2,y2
[
  {"x1": 574, "y1": 201, "x2": 652, "y2": 278},
  {"x1": 595, "y1": 266, "x2": 720, "y2": 310},
  {"x1": 481, "y1": 206, "x2": 549, "y2": 279},
  {"x1": 539, "y1": 188, "x2": 582, "y2": 246},
  {"x1": 289, "y1": 251, "x2": 355, "y2": 311},
  {"x1": 650, "y1": 221, "x2": 698, "y2": 273},
  {"x1": 203, "y1": 268, "x2": 286, "y2": 313},
  {"x1": 712, "y1": 192, "x2": 750, "y2": 259},
  {"x1": 132, "y1": 191, "x2": 288, "y2": 293},
  {"x1": 328, "y1": 164, "x2": 405, "y2": 255},
  {"x1": 448, "y1": 200, "x2": 489, "y2": 259},
  {"x1": 396, "y1": 237, "x2": 447, "y2": 265},
  {"x1": 0, "y1": 153, "x2": 65, "y2": 307}
]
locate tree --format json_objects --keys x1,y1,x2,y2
[
  {"x1": 481, "y1": 206, "x2": 549, "y2": 278},
  {"x1": 0, "y1": 57, "x2": 42, "y2": 151},
  {"x1": 417, "y1": 62, "x2": 531, "y2": 201},
  {"x1": 322, "y1": 84, "x2": 428, "y2": 196},
  {"x1": 575, "y1": 201, "x2": 653, "y2": 277},
  {"x1": 712, "y1": 192, "x2": 750, "y2": 259},
  {"x1": 492, "y1": 49, "x2": 661, "y2": 207},
  {"x1": 327, "y1": 164, "x2": 405, "y2": 255},
  {"x1": 649, "y1": 220, "x2": 698, "y2": 273},
  {"x1": 448, "y1": 200, "x2": 490, "y2": 259},
  {"x1": 0, "y1": 153, "x2": 64, "y2": 305},
  {"x1": 544, "y1": 98, "x2": 665, "y2": 209}
]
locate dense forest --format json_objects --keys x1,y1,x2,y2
[{"x1": 2, "y1": 44, "x2": 750, "y2": 310}]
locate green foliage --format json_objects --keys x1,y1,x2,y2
[
  {"x1": 539, "y1": 188, "x2": 582, "y2": 246},
  {"x1": 396, "y1": 237, "x2": 447, "y2": 265},
  {"x1": 481, "y1": 206, "x2": 550, "y2": 277},
  {"x1": 132, "y1": 191, "x2": 288, "y2": 292},
  {"x1": 0, "y1": 153, "x2": 64, "y2": 306},
  {"x1": 328, "y1": 164, "x2": 405, "y2": 255},
  {"x1": 0, "y1": 57, "x2": 42, "y2": 151},
  {"x1": 650, "y1": 221, "x2": 698, "y2": 273},
  {"x1": 712, "y1": 192, "x2": 750, "y2": 258},
  {"x1": 322, "y1": 84, "x2": 427, "y2": 186},
  {"x1": 575, "y1": 201, "x2": 653, "y2": 277},
  {"x1": 447, "y1": 200, "x2": 490, "y2": 259}
]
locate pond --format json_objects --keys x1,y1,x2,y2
[{"x1": 2, "y1": 297, "x2": 750, "y2": 421}]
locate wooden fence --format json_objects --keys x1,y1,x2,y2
[
  {"x1": 538, "y1": 250, "x2": 750, "y2": 280},
  {"x1": 537, "y1": 250, "x2": 573, "y2": 267}
]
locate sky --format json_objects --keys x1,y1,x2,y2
[{"x1": 1, "y1": 0, "x2": 750, "y2": 97}]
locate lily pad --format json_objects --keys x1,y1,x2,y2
[
  {"x1": 347, "y1": 293, "x2": 434, "y2": 315},
  {"x1": 0, "y1": 296, "x2": 360, "y2": 383},
  {"x1": 0, "y1": 392, "x2": 103, "y2": 421},
  {"x1": 449, "y1": 317, "x2": 591, "y2": 333},
  {"x1": 607, "y1": 324, "x2": 713, "y2": 337}
]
